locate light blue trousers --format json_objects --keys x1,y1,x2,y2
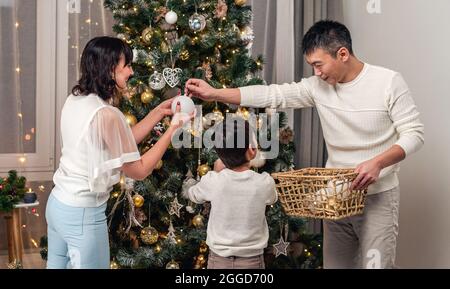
[{"x1": 45, "y1": 192, "x2": 110, "y2": 269}]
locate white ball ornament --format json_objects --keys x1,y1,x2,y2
[
  {"x1": 250, "y1": 150, "x2": 266, "y2": 168},
  {"x1": 165, "y1": 10, "x2": 178, "y2": 25},
  {"x1": 171, "y1": 95, "x2": 196, "y2": 115}
]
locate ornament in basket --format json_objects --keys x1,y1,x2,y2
[{"x1": 271, "y1": 168, "x2": 367, "y2": 220}]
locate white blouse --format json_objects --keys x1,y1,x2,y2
[{"x1": 52, "y1": 94, "x2": 141, "y2": 207}]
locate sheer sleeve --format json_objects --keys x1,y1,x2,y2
[{"x1": 87, "y1": 106, "x2": 141, "y2": 192}]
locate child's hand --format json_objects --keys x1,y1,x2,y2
[{"x1": 214, "y1": 159, "x2": 226, "y2": 172}]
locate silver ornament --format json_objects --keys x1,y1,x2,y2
[
  {"x1": 149, "y1": 71, "x2": 166, "y2": 90},
  {"x1": 189, "y1": 13, "x2": 206, "y2": 32}
]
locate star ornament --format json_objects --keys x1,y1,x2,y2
[
  {"x1": 273, "y1": 237, "x2": 290, "y2": 257},
  {"x1": 168, "y1": 197, "x2": 183, "y2": 218}
]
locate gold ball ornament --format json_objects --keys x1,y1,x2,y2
[
  {"x1": 141, "y1": 27, "x2": 154, "y2": 44},
  {"x1": 326, "y1": 196, "x2": 338, "y2": 211},
  {"x1": 140, "y1": 226, "x2": 159, "y2": 245},
  {"x1": 192, "y1": 214, "x2": 205, "y2": 228},
  {"x1": 236, "y1": 107, "x2": 250, "y2": 120},
  {"x1": 161, "y1": 41, "x2": 169, "y2": 53},
  {"x1": 110, "y1": 260, "x2": 119, "y2": 269},
  {"x1": 133, "y1": 194, "x2": 145, "y2": 208},
  {"x1": 199, "y1": 241, "x2": 208, "y2": 253},
  {"x1": 234, "y1": 0, "x2": 246, "y2": 6},
  {"x1": 124, "y1": 113, "x2": 138, "y2": 126},
  {"x1": 155, "y1": 159, "x2": 163, "y2": 170},
  {"x1": 154, "y1": 244, "x2": 161, "y2": 253},
  {"x1": 197, "y1": 254, "x2": 205, "y2": 262},
  {"x1": 166, "y1": 260, "x2": 180, "y2": 269},
  {"x1": 140, "y1": 90, "x2": 154, "y2": 104},
  {"x1": 197, "y1": 164, "x2": 211, "y2": 177},
  {"x1": 180, "y1": 49, "x2": 190, "y2": 61}
]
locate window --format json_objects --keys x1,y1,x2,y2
[{"x1": 0, "y1": 0, "x2": 56, "y2": 181}]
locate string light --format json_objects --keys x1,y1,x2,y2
[
  {"x1": 30, "y1": 238, "x2": 38, "y2": 248},
  {"x1": 19, "y1": 156, "x2": 26, "y2": 164}
]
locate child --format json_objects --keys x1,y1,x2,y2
[{"x1": 185, "y1": 117, "x2": 277, "y2": 269}]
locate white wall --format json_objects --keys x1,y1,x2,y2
[{"x1": 342, "y1": 0, "x2": 450, "y2": 268}]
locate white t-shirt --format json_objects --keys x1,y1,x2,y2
[
  {"x1": 187, "y1": 169, "x2": 278, "y2": 257},
  {"x1": 52, "y1": 93, "x2": 141, "y2": 207}
]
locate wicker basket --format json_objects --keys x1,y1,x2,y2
[{"x1": 271, "y1": 168, "x2": 367, "y2": 220}]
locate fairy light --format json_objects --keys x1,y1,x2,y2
[
  {"x1": 19, "y1": 156, "x2": 26, "y2": 164},
  {"x1": 24, "y1": 134, "x2": 31, "y2": 141},
  {"x1": 30, "y1": 238, "x2": 38, "y2": 248}
]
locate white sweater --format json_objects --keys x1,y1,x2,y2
[
  {"x1": 187, "y1": 169, "x2": 278, "y2": 257},
  {"x1": 240, "y1": 63, "x2": 424, "y2": 194}
]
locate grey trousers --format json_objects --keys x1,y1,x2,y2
[
  {"x1": 207, "y1": 251, "x2": 265, "y2": 269},
  {"x1": 323, "y1": 186, "x2": 400, "y2": 269}
]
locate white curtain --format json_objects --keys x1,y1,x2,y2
[
  {"x1": 250, "y1": 0, "x2": 295, "y2": 129},
  {"x1": 67, "y1": 0, "x2": 114, "y2": 94},
  {"x1": 0, "y1": 0, "x2": 36, "y2": 154}
]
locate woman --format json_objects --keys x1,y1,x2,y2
[{"x1": 46, "y1": 36, "x2": 184, "y2": 269}]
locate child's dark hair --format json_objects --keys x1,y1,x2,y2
[
  {"x1": 72, "y1": 36, "x2": 133, "y2": 101},
  {"x1": 214, "y1": 117, "x2": 256, "y2": 169}
]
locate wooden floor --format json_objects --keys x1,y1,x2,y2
[{"x1": 0, "y1": 250, "x2": 46, "y2": 269}]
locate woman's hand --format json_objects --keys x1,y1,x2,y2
[
  {"x1": 166, "y1": 102, "x2": 196, "y2": 133},
  {"x1": 153, "y1": 98, "x2": 176, "y2": 120}
]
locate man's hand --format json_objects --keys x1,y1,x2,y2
[
  {"x1": 351, "y1": 159, "x2": 383, "y2": 190},
  {"x1": 185, "y1": 79, "x2": 218, "y2": 102},
  {"x1": 213, "y1": 159, "x2": 226, "y2": 172}
]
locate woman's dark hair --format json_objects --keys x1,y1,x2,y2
[
  {"x1": 214, "y1": 117, "x2": 256, "y2": 169},
  {"x1": 72, "y1": 36, "x2": 133, "y2": 101}
]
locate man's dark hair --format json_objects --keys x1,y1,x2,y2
[
  {"x1": 302, "y1": 20, "x2": 353, "y2": 57},
  {"x1": 72, "y1": 36, "x2": 133, "y2": 101},
  {"x1": 213, "y1": 117, "x2": 255, "y2": 169}
]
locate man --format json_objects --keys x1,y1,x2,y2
[{"x1": 185, "y1": 20, "x2": 424, "y2": 269}]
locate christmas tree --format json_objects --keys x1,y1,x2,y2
[{"x1": 103, "y1": 0, "x2": 322, "y2": 269}]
